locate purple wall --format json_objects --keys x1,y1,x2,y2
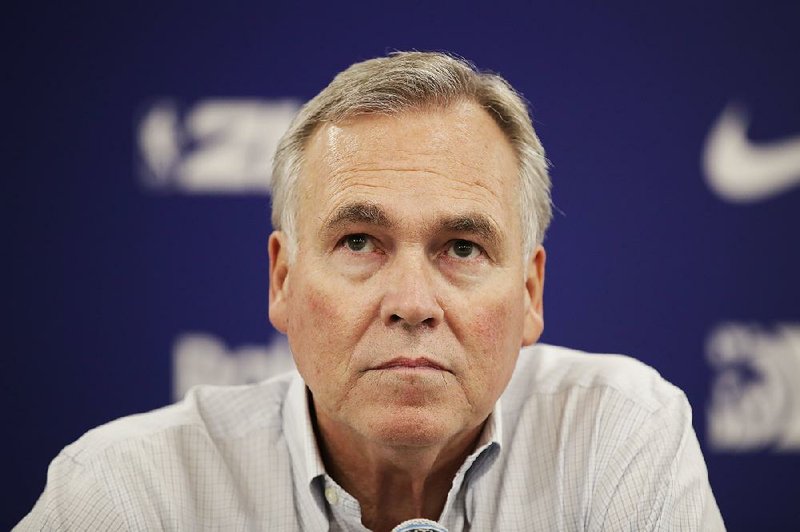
[{"x1": 6, "y1": 1, "x2": 800, "y2": 529}]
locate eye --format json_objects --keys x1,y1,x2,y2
[
  {"x1": 446, "y1": 239, "x2": 482, "y2": 259},
  {"x1": 341, "y1": 234, "x2": 375, "y2": 253}
]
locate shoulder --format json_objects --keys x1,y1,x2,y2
[
  {"x1": 493, "y1": 345, "x2": 721, "y2": 529},
  {"x1": 16, "y1": 371, "x2": 301, "y2": 530},
  {"x1": 503, "y1": 346, "x2": 724, "y2": 530},
  {"x1": 500, "y1": 343, "x2": 692, "y2": 451},
  {"x1": 505, "y1": 343, "x2": 686, "y2": 415},
  {"x1": 60, "y1": 369, "x2": 298, "y2": 467}
]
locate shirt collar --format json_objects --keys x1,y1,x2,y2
[
  {"x1": 437, "y1": 399, "x2": 502, "y2": 523},
  {"x1": 284, "y1": 372, "x2": 327, "y2": 488},
  {"x1": 479, "y1": 396, "x2": 503, "y2": 450}
]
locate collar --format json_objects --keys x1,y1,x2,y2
[{"x1": 284, "y1": 372, "x2": 327, "y2": 488}]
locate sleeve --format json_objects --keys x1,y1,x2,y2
[
  {"x1": 593, "y1": 391, "x2": 726, "y2": 532},
  {"x1": 14, "y1": 453, "x2": 127, "y2": 532}
]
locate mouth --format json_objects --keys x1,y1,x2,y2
[{"x1": 373, "y1": 357, "x2": 449, "y2": 372}]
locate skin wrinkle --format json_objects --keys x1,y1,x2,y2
[
  {"x1": 321, "y1": 114, "x2": 508, "y2": 200},
  {"x1": 329, "y1": 168, "x2": 502, "y2": 199},
  {"x1": 335, "y1": 156, "x2": 491, "y2": 178},
  {"x1": 324, "y1": 173, "x2": 502, "y2": 215}
]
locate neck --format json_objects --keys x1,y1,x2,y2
[{"x1": 312, "y1": 405, "x2": 485, "y2": 532}]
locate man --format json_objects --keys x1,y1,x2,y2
[{"x1": 18, "y1": 52, "x2": 724, "y2": 531}]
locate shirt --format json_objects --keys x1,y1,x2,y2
[{"x1": 16, "y1": 344, "x2": 725, "y2": 531}]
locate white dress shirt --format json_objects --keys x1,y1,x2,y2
[{"x1": 17, "y1": 344, "x2": 725, "y2": 531}]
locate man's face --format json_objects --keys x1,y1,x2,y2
[{"x1": 269, "y1": 101, "x2": 545, "y2": 449}]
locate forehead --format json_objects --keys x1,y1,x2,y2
[{"x1": 299, "y1": 101, "x2": 521, "y2": 238}]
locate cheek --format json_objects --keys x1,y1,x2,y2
[
  {"x1": 470, "y1": 309, "x2": 504, "y2": 351},
  {"x1": 287, "y1": 285, "x2": 344, "y2": 376},
  {"x1": 286, "y1": 274, "x2": 378, "y2": 380},
  {"x1": 306, "y1": 289, "x2": 336, "y2": 319},
  {"x1": 469, "y1": 298, "x2": 523, "y2": 354},
  {"x1": 462, "y1": 294, "x2": 524, "y2": 399}
]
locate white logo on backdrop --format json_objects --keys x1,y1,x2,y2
[
  {"x1": 703, "y1": 104, "x2": 800, "y2": 202},
  {"x1": 138, "y1": 99, "x2": 300, "y2": 193},
  {"x1": 707, "y1": 323, "x2": 800, "y2": 451},
  {"x1": 173, "y1": 333, "x2": 295, "y2": 401}
]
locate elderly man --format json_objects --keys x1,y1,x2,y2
[{"x1": 18, "y1": 52, "x2": 724, "y2": 531}]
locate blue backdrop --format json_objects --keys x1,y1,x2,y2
[{"x1": 6, "y1": 1, "x2": 800, "y2": 529}]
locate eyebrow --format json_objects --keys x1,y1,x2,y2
[
  {"x1": 438, "y1": 213, "x2": 501, "y2": 246},
  {"x1": 323, "y1": 202, "x2": 395, "y2": 233},
  {"x1": 322, "y1": 201, "x2": 502, "y2": 247}
]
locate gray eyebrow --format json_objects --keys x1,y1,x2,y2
[
  {"x1": 437, "y1": 213, "x2": 501, "y2": 246},
  {"x1": 323, "y1": 202, "x2": 395, "y2": 232},
  {"x1": 322, "y1": 202, "x2": 502, "y2": 248}
]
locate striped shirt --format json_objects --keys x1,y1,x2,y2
[{"x1": 17, "y1": 344, "x2": 725, "y2": 531}]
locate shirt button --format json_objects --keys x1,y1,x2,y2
[{"x1": 324, "y1": 486, "x2": 339, "y2": 505}]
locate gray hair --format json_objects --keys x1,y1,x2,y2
[{"x1": 271, "y1": 51, "x2": 552, "y2": 261}]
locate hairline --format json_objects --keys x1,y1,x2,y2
[
  {"x1": 287, "y1": 100, "x2": 530, "y2": 252},
  {"x1": 271, "y1": 52, "x2": 552, "y2": 266}
]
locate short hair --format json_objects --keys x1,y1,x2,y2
[{"x1": 271, "y1": 51, "x2": 552, "y2": 261}]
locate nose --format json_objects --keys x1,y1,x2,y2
[{"x1": 380, "y1": 252, "x2": 444, "y2": 329}]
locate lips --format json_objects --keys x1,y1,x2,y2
[{"x1": 373, "y1": 357, "x2": 448, "y2": 372}]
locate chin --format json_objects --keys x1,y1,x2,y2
[{"x1": 361, "y1": 406, "x2": 461, "y2": 448}]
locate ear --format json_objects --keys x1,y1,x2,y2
[
  {"x1": 521, "y1": 245, "x2": 546, "y2": 347},
  {"x1": 268, "y1": 231, "x2": 291, "y2": 334}
]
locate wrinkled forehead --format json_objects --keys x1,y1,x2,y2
[{"x1": 298, "y1": 102, "x2": 521, "y2": 212}]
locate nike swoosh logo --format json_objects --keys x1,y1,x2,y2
[{"x1": 703, "y1": 104, "x2": 800, "y2": 202}]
